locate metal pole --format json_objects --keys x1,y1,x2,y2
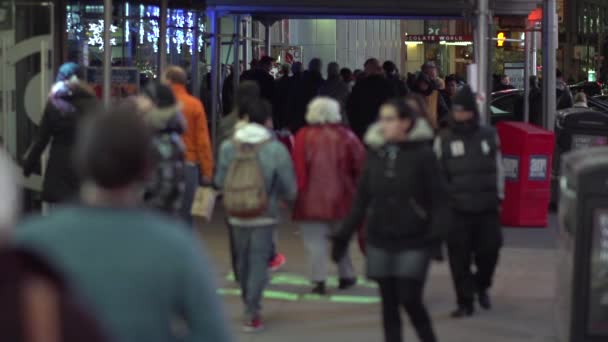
[
  {"x1": 531, "y1": 31, "x2": 538, "y2": 76},
  {"x1": 191, "y1": 11, "x2": 200, "y2": 99},
  {"x1": 233, "y1": 15, "x2": 241, "y2": 104},
  {"x1": 542, "y1": 0, "x2": 557, "y2": 130},
  {"x1": 524, "y1": 31, "x2": 532, "y2": 123},
  {"x1": 208, "y1": 9, "x2": 221, "y2": 156},
  {"x1": 159, "y1": 0, "x2": 168, "y2": 75},
  {"x1": 475, "y1": 0, "x2": 490, "y2": 124},
  {"x1": 103, "y1": 0, "x2": 112, "y2": 107},
  {"x1": 264, "y1": 22, "x2": 271, "y2": 56},
  {"x1": 242, "y1": 17, "x2": 248, "y2": 69},
  {"x1": 244, "y1": 17, "x2": 252, "y2": 69}
]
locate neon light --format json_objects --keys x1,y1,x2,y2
[
  {"x1": 139, "y1": 4, "x2": 144, "y2": 44},
  {"x1": 404, "y1": 41, "x2": 423, "y2": 45},
  {"x1": 88, "y1": 20, "x2": 118, "y2": 50},
  {"x1": 125, "y1": 3, "x2": 130, "y2": 43}
]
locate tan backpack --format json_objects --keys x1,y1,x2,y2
[{"x1": 223, "y1": 141, "x2": 268, "y2": 218}]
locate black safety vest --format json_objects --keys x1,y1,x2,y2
[{"x1": 439, "y1": 126, "x2": 499, "y2": 213}]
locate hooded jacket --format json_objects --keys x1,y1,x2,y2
[
  {"x1": 215, "y1": 123, "x2": 297, "y2": 227},
  {"x1": 292, "y1": 98, "x2": 365, "y2": 221},
  {"x1": 22, "y1": 80, "x2": 97, "y2": 203},
  {"x1": 336, "y1": 118, "x2": 450, "y2": 252}
]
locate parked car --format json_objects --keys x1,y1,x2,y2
[
  {"x1": 490, "y1": 89, "x2": 608, "y2": 126},
  {"x1": 490, "y1": 89, "x2": 524, "y2": 124},
  {"x1": 569, "y1": 81, "x2": 604, "y2": 97}
]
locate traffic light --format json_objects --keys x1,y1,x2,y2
[{"x1": 497, "y1": 32, "x2": 506, "y2": 47}]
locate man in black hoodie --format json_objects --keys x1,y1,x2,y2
[{"x1": 434, "y1": 85, "x2": 505, "y2": 318}]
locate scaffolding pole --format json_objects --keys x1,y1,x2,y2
[
  {"x1": 103, "y1": 0, "x2": 112, "y2": 107},
  {"x1": 475, "y1": 0, "x2": 490, "y2": 124},
  {"x1": 264, "y1": 22, "x2": 271, "y2": 56},
  {"x1": 542, "y1": 0, "x2": 557, "y2": 130},
  {"x1": 159, "y1": 0, "x2": 168, "y2": 75},
  {"x1": 208, "y1": 9, "x2": 221, "y2": 156},
  {"x1": 233, "y1": 15, "x2": 241, "y2": 105},
  {"x1": 524, "y1": 31, "x2": 532, "y2": 123},
  {"x1": 191, "y1": 11, "x2": 200, "y2": 100}
]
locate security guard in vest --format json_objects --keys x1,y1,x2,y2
[{"x1": 434, "y1": 85, "x2": 505, "y2": 318}]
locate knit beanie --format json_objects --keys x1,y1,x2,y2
[
  {"x1": 451, "y1": 85, "x2": 479, "y2": 120},
  {"x1": 56, "y1": 62, "x2": 83, "y2": 82}
]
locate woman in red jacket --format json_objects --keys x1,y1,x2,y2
[{"x1": 292, "y1": 97, "x2": 365, "y2": 294}]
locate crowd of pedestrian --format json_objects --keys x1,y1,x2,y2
[{"x1": 3, "y1": 56, "x2": 508, "y2": 342}]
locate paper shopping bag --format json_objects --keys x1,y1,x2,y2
[{"x1": 191, "y1": 187, "x2": 217, "y2": 222}]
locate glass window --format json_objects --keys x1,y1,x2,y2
[{"x1": 65, "y1": 2, "x2": 205, "y2": 87}]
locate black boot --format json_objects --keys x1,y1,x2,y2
[
  {"x1": 338, "y1": 278, "x2": 357, "y2": 290},
  {"x1": 311, "y1": 281, "x2": 327, "y2": 295},
  {"x1": 478, "y1": 291, "x2": 492, "y2": 310},
  {"x1": 415, "y1": 324, "x2": 438, "y2": 342},
  {"x1": 451, "y1": 304, "x2": 474, "y2": 318}
]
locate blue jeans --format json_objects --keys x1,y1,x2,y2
[
  {"x1": 232, "y1": 225, "x2": 275, "y2": 320},
  {"x1": 181, "y1": 163, "x2": 200, "y2": 227}
]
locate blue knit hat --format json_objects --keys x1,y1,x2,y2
[{"x1": 56, "y1": 62, "x2": 83, "y2": 82}]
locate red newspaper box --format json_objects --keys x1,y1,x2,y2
[{"x1": 497, "y1": 122, "x2": 555, "y2": 227}]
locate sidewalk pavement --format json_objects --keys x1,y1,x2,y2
[{"x1": 200, "y1": 214, "x2": 559, "y2": 342}]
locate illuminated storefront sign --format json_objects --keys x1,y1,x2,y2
[{"x1": 404, "y1": 34, "x2": 473, "y2": 46}]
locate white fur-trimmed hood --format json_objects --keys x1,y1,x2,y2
[
  {"x1": 364, "y1": 118, "x2": 434, "y2": 148},
  {"x1": 305, "y1": 96, "x2": 342, "y2": 124}
]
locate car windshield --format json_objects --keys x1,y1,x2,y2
[{"x1": 490, "y1": 105, "x2": 511, "y2": 115}]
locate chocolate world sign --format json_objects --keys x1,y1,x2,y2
[{"x1": 404, "y1": 35, "x2": 473, "y2": 42}]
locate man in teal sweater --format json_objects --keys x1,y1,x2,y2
[{"x1": 15, "y1": 103, "x2": 232, "y2": 342}]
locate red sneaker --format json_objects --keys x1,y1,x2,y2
[
  {"x1": 268, "y1": 253, "x2": 286, "y2": 272},
  {"x1": 242, "y1": 317, "x2": 264, "y2": 333}
]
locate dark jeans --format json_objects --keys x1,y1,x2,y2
[
  {"x1": 181, "y1": 163, "x2": 200, "y2": 227},
  {"x1": 228, "y1": 221, "x2": 277, "y2": 282},
  {"x1": 377, "y1": 277, "x2": 437, "y2": 342},
  {"x1": 447, "y1": 210, "x2": 503, "y2": 307},
  {"x1": 233, "y1": 225, "x2": 275, "y2": 320}
]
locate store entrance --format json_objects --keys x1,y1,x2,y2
[{"x1": 0, "y1": 1, "x2": 54, "y2": 210}]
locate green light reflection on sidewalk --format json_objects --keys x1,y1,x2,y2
[
  {"x1": 225, "y1": 272, "x2": 377, "y2": 289},
  {"x1": 218, "y1": 288, "x2": 380, "y2": 305}
]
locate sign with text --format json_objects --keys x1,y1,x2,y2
[
  {"x1": 404, "y1": 35, "x2": 473, "y2": 42},
  {"x1": 86, "y1": 67, "x2": 140, "y2": 99},
  {"x1": 529, "y1": 155, "x2": 548, "y2": 181},
  {"x1": 504, "y1": 62, "x2": 525, "y2": 90},
  {"x1": 503, "y1": 155, "x2": 520, "y2": 181}
]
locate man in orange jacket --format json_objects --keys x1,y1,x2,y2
[{"x1": 165, "y1": 66, "x2": 214, "y2": 225}]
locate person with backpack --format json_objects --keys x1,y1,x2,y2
[
  {"x1": 332, "y1": 97, "x2": 449, "y2": 342},
  {"x1": 215, "y1": 98, "x2": 297, "y2": 333},
  {"x1": 136, "y1": 82, "x2": 186, "y2": 217},
  {"x1": 292, "y1": 97, "x2": 365, "y2": 295}
]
